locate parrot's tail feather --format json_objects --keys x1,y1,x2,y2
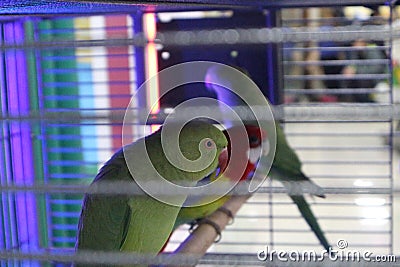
[{"x1": 290, "y1": 195, "x2": 331, "y2": 251}]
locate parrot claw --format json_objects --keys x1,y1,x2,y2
[
  {"x1": 217, "y1": 207, "x2": 234, "y2": 225},
  {"x1": 188, "y1": 218, "x2": 222, "y2": 243},
  {"x1": 188, "y1": 219, "x2": 200, "y2": 233}
]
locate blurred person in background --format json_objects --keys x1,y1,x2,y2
[{"x1": 341, "y1": 38, "x2": 387, "y2": 102}]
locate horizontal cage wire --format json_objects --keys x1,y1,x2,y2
[
  {"x1": 0, "y1": 2, "x2": 400, "y2": 267},
  {"x1": 0, "y1": 24, "x2": 398, "y2": 50}
]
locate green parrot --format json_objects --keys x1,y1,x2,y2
[
  {"x1": 76, "y1": 121, "x2": 228, "y2": 266},
  {"x1": 271, "y1": 123, "x2": 330, "y2": 251}
]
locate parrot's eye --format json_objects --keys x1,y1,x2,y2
[
  {"x1": 249, "y1": 135, "x2": 259, "y2": 145},
  {"x1": 204, "y1": 138, "x2": 215, "y2": 150}
]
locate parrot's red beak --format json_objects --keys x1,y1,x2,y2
[{"x1": 218, "y1": 147, "x2": 229, "y2": 175}]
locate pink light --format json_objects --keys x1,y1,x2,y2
[
  {"x1": 143, "y1": 13, "x2": 160, "y2": 132},
  {"x1": 144, "y1": 13, "x2": 157, "y2": 42}
]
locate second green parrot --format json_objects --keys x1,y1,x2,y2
[
  {"x1": 204, "y1": 64, "x2": 330, "y2": 251},
  {"x1": 270, "y1": 123, "x2": 330, "y2": 251}
]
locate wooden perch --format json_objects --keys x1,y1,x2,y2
[{"x1": 171, "y1": 194, "x2": 252, "y2": 267}]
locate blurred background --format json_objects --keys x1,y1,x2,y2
[{"x1": 0, "y1": 1, "x2": 399, "y2": 266}]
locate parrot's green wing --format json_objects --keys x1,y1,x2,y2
[
  {"x1": 174, "y1": 194, "x2": 230, "y2": 230},
  {"x1": 272, "y1": 123, "x2": 325, "y2": 197},
  {"x1": 76, "y1": 149, "x2": 132, "y2": 251}
]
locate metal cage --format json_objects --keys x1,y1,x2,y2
[{"x1": 0, "y1": 1, "x2": 399, "y2": 266}]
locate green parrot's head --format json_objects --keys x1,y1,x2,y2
[
  {"x1": 145, "y1": 120, "x2": 228, "y2": 186},
  {"x1": 176, "y1": 120, "x2": 228, "y2": 182}
]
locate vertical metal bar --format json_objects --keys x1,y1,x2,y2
[
  {"x1": 265, "y1": 9, "x2": 284, "y2": 105},
  {"x1": 265, "y1": 8, "x2": 283, "y2": 251},
  {"x1": 267, "y1": 178, "x2": 274, "y2": 249},
  {"x1": 388, "y1": 2, "x2": 395, "y2": 255}
]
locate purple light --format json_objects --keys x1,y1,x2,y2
[
  {"x1": 2, "y1": 21, "x2": 21, "y2": 252},
  {"x1": 4, "y1": 21, "x2": 39, "y2": 253}
]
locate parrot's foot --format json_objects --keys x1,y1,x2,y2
[
  {"x1": 189, "y1": 218, "x2": 222, "y2": 243},
  {"x1": 216, "y1": 207, "x2": 234, "y2": 225}
]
